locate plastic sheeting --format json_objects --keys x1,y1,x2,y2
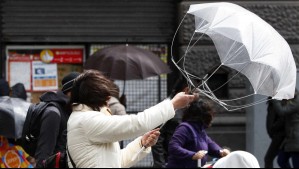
[{"x1": 0, "y1": 97, "x2": 31, "y2": 139}]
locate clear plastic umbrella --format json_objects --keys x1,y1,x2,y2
[
  {"x1": 0, "y1": 97, "x2": 31, "y2": 139},
  {"x1": 172, "y1": 2, "x2": 296, "y2": 111}
]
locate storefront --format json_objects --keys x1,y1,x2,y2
[
  {"x1": 6, "y1": 46, "x2": 85, "y2": 102},
  {"x1": 0, "y1": 0, "x2": 177, "y2": 104}
]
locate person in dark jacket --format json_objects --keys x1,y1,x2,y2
[
  {"x1": 166, "y1": 100, "x2": 230, "y2": 168},
  {"x1": 152, "y1": 77, "x2": 189, "y2": 168},
  {"x1": 271, "y1": 90, "x2": 299, "y2": 168},
  {"x1": 33, "y1": 72, "x2": 80, "y2": 167},
  {"x1": 264, "y1": 97, "x2": 287, "y2": 168}
]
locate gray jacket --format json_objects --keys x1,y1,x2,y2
[{"x1": 108, "y1": 97, "x2": 126, "y2": 115}]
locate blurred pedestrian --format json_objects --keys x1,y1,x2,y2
[
  {"x1": 108, "y1": 82, "x2": 127, "y2": 115},
  {"x1": 152, "y1": 77, "x2": 189, "y2": 168},
  {"x1": 11, "y1": 83, "x2": 27, "y2": 101},
  {"x1": 166, "y1": 100, "x2": 230, "y2": 168},
  {"x1": 271, "y1": 90, "x2": 299, "y2": 168},
  {"x1": 264, "y1": 97, "x2": 286, "y2": 168},
  {"x1": 67, "y1": 70, "x2": 195, "y2": 168},
  {"x1": 21, "y1": 72, "x2": 80, "y2": 168}
]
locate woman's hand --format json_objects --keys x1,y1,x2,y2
[
  {"x1": 141, "y1": 128, "x2": 160, "y2": 148},
  {"x1": 171, "y1": 92, "x2": 196, "y2": 110},
  {"x1": 220, "y1": 149, "x2": 230, "y2": 157},
  {"x1": 192, "y1": 150, "x2": 208, "y2": 160}
]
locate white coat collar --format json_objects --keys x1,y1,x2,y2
[{"x1": 72, "y1": 104, "x2": 111, "y2": 116}]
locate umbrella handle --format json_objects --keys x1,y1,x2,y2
[
  {"x1": 120, "y1": 93, "x2": 127, "y2": 108},
  {"x1": 123, "y1": 80, "x2": 126, "y2": 95}
]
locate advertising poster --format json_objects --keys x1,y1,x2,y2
[
  {"x1": 6, "y1": 46, "x2": 84, "y2": 92},
  {"x1": 8, "y1": 61, "x2": 31, "y2": 91},
  {"x1": 32, "y1": 61, "x2": 58, "y2": 91}
]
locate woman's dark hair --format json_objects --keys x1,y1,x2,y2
[
  {"x1": 182, "y1": 100, "x2": 215, "y2": 127},
  {"x1": 70, "y1": 70, "x2": 116, "y2": 111},
  {"x1": 169, "y1": 77, "x2": 188, "y2": 99}
]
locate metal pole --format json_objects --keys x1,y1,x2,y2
[
  {"x1": 0, "y1": 0, "x2": 4, "y2": 79},
  {"x1": 158, "y1": 75, "x2": 161, "y2": 102}
]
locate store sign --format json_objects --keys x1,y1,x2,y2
[
  {"x1": 40, "y1": 49, "x2": 83, "y2": 63},
  {"x1": 6, "y1": 46, "x2": 85, "y2": 92}
]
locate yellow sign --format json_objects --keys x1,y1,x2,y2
[{"x1": 40, "y1": 49, "x2": 54, "y2": 63}]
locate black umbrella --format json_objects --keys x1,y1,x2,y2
[
  {"x1": 0, "y1": 97, "x2": 31, "y2": 139},
  {"x1": 85, "y1": 45, "x2": 171, "y2": 80},
  {"x1": 84, "y1": 45, "x2": 172, "y2": 95}
]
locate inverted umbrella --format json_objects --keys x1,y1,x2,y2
[
  {"x1": 173, "y1": 2, "x2": 296, "y2": 110},
  {"x1": 0, "y1": 97, "x2": 31, "y2": 139}
]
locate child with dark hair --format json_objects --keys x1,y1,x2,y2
[{"x1": 166, "y1": 100, "x2": 230, "y2": 168}]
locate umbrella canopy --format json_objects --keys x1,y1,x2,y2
[
  {"x1": 186, "y1": 2, "x2": 296, "y2": 100},
  {"x1": 84, "y1": 45, "x2": 172, "y2": 80},
  {"x1": 0, "y1": 97, "x2": 31, "y2": 139}
]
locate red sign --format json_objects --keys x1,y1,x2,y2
[
  {"x1": 8, "y1": 48, "x2": 84, "y2": 64},
  {"x1": 40, "y1": 49, "x2": 83, "y2": 64},
  {"x1": 7, "y1": 53, "x2": 33, "y2": 62}
]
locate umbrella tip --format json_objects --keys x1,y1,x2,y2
[{"x1": 126, "y1": 38, "x2": 129, "y2": 46}]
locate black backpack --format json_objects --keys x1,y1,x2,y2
[
  {"x1": 22, "y1": 102, "x2": 60, "y2": 156},
  {"x1": 22, "y1": 101, "x2": 71, "y2": 168}
]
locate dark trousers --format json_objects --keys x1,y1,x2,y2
[
  {"x1": 278, "y1": 151, "x2": 299, "y2": 168},
  {"x1": 264, "y1": 136, "x2": 284, "y2": 168}
]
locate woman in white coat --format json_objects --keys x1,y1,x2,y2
[{"x1": 67, "y1": 70, "x2": 195, "y2": 168}]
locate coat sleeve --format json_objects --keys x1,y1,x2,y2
[
  {"x1": 206, "y1": 136, "x2": 221, "y2": 158},
  {"x1": 120, "y1": 137, "x2": 151, "y2": 168},
  {"x1": 83, "y1": 99, "x2": 175, "y2": 143},
  {"x1": 168, "y1": 125, "x2": 197, "y2": 160}
]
